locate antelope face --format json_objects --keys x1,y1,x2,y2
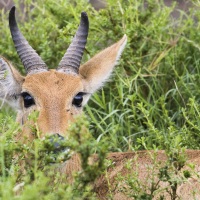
[
  {"x1": 0, "y1": 6, "x2": 127, "y2": 141},
  {"x1": 21, "y1": 71, "x2": 84, "y2": 136}
]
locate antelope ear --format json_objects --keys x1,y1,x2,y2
[
  {"x1": 79, "y1": 35, "x2": 127, "y2": 93},
  {"x1": 0, "y1": 57, "x2": 24, "y2": 109}
]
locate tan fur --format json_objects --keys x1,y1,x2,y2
[
  {"x1": 64, "y1": 151, "x2": 200, "y2": 199},
  {"x1": 20, "y1": 70, "x2": 83, "y2": 136}
]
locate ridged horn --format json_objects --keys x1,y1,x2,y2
[
  {"x1": 9, "y1": 6, "x2": 48, "y2": 75},
  {"x1": 57, "y1": 12, "x2": 89, "y2": 74}
]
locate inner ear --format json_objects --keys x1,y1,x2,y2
[
  {"x1": 0, "y1": 57, "x2": 24, "y2": 109},
  {"x1": 79, "y1": 35, "x2": 127, "y2": 93}
]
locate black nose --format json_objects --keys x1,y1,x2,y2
[{"x1": 49, "y1": 133, "x2": 65, "y2": 151}]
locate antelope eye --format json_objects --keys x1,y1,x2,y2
[
  {"x1": 72, "y1": 93, "x2": 84, "y2": 107},
  {"x1": 21, "y1": 92, "x2": 35, "y2": 108}
]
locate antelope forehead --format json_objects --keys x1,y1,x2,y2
[{"x1": 22, "y1": 71, "x2": 84, "y2": 99}]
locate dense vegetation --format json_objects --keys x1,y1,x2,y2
[{"x1": 1, "y1": 0, "x2": 200, "y2": 199}]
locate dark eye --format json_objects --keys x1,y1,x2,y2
[
  {"x1": 72, "y1": 93, "x2": 84, "y2": 107},
  {"x1": 21, "y1": 92, "x2": 35, "y2": 108}
]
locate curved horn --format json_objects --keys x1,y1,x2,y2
[
  {"x1": 9, "y1": 6, "x2": 48, "y2": 75},
  {"x1": 57, "y1": 12, "x2": 89, "y2": 74}
]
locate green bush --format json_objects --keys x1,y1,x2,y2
[{"x1": 1, "y1": 0, "x2": 200, "y2": 199}]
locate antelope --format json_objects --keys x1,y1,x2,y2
[{"x1": 1, "y1": 6, "x2": 200, "y2": 200}]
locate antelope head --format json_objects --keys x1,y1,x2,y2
[{"x1": 0, "y1": 6, "x2": 127, "y2": 140}]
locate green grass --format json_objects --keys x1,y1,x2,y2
[{"x1": 1, "y1": 0, "x2": 200, "y2": 199}]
